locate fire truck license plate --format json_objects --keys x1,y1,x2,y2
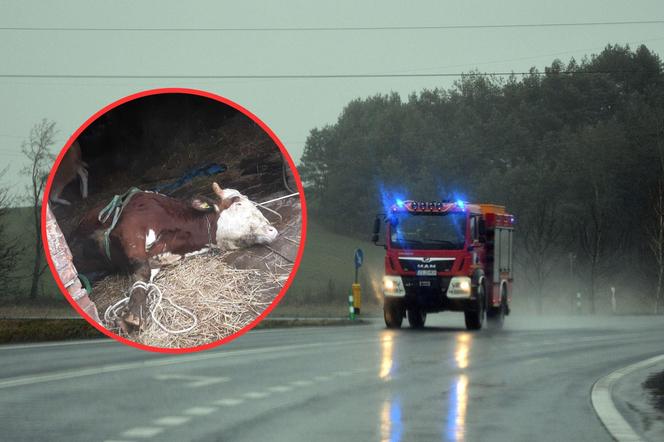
[
  {"x1": 419, "y1": 280, "x2": 431, "y2": 287},
  {"x1": 416, "y1": 270, "x2": 437, "y2": 276}
]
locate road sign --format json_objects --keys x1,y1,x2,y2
[{"x1": 354, "y1": 248, "x2": 364, "y2": 269}]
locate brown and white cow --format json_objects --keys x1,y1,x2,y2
[
  {"x1": 71, "y1": 182, "x2": 278, "y2": 331},
  {"x1": 50, "y1": 141, "x2": 88, "y2": 206}
]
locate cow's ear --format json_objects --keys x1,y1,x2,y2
[
  {"x1": 219, "y1": 195, "x2": 242, "y2": 211},
  {"x1": 191, "y1": 198, "x2": 216, "y2": 212}
]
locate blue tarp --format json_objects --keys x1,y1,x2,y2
[{"x1": 151, "y1": 163, "x2": 227, "y2": 195}]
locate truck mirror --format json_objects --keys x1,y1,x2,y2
[{"x1": 371, "y1": 217, "x2": 381, "y2": 243}]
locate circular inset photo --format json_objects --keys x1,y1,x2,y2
[{"x1": 42, "y1": 88, "x2": 306, "y2": 352}]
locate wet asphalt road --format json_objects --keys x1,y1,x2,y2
[{"x1": 0, "y1": 315, "x2": 662, "y2": 442}]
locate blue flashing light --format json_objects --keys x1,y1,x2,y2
[
  {"x1": 396, "y1": 199, "x2": 405, "y2": 208},
  {"x1": 457, "y1": 200, "x2": 465, "y2": 210}
]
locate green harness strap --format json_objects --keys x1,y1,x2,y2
[
  {"x1": 78, "y1": 273, "x2": 92, "y2": 295},
  {"x1": 98, "y1": 187, "x2": 143, "y2": 261}
]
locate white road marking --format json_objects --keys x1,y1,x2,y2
[
  {"x1": 213, "y1": 398, "x2": 245, "y2": 406},
  {"x1": 244, "y1": 391, "x2": 270, "y2": 399},
  {"x1": 268, "y1": 385, "x2": 292, "y2": 393},
  {"x1": 0, "y1": 339, "x2": 376, "y2": 390},
  {"x1": 121, "y1": 427, "x2": 164, "y2": 438},
  {"x1": 524, "y1": 357, "x2": 551, "y2": 365},
  {"x1": 591, "y1": 353, "x2": 664, "y2": 442},
  {"x1": 184, "y1": 406, "x2": 218, "y2": 416},
  {"x1": 153, "y1": 416, "x2": 191, "y2": 426},
  {"x1": 153, "y1": 374, "x2": 229, "y2": 388},
  {"x1": 314, "y1": 375, "x2": 331, "y2": 381},
  {"x1": 290, "y1": 380, "x2": 313, "y2": 387},
  {"x1": 335, "y1": 371, "x2": 353, "y2": 377}
]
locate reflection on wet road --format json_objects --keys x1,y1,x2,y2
[
  {"x1": 379, "y1": 328, "x2": 474, "y2": 441},
  {"x1": 454, "y1": 333, "x2": 472, "y2": 369},
  {"x1": 2, "y1": 316, "x2": 662, "y2": 441},
  {"x1": 379, "y1": 332, "x2": 395, "y2": 380},
  {"x1": 380, "y1": 397, "x2": 403, "y2": 442},
  {"x1": 447, "y1": 374, "x2": 469, "y2": 441},
  {"x1": 448, "y1": 333, "x2": 472, "y2": 441}
]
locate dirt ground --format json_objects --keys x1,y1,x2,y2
[{"x1": 49, "y1": 96, "x2": 303, "y2": 348}]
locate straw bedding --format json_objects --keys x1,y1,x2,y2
[{"x1": 91, "y1": 197, "x2": 300, "y2": 349}]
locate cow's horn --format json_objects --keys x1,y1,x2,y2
[{"x1": 212, "y1": 182, "x2": 224, "y2": 199}]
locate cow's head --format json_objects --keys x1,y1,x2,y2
[{"x1": 211, "y1": 182, "x2": 278, "y2": 249}]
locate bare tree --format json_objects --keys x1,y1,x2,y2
[
  {"x1": 649, "y1": 178, "x2": 664, "y2": 314},
  {"x1": 20, "y1": 119, "x2": 56, "y2": 299},
  {"x1": 0, "y1": 166, "x2": 21, "y2": 291},
  {"x1": 573, "y1": 123, "x2": 628, "y2": 314},
  {"x1": 509, "y1": 139, "x2": 563, "y2": 314},
  {"x1": 518, "y1": 165, "x2": 562, "y2": 315},
  {"x1": 521, "y1": 203, "x2": 560, "y2": 314},
  {"x1": 649, "y1": 113, "x2": 664, "y2": 314},
  {"x1": 578, "y1": 182, "x2": 604, "y2": 314}
]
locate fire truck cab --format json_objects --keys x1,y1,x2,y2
[{"x1": 372, "y1": 199, "x2": 514, "y2": 330}]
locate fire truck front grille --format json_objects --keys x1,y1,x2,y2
[
  {"x1": 403, "y1": 276, "x2": 452, "y2": 297},
  {"x1": 399, "y1": 258, "x2": 455, "y2": 273}
]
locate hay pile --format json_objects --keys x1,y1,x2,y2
[
  {"x1": 89, "y1": 194, "x2": 301, "y2": 349},
  {"x1": 92, "y1": 250, "x2": 291, "y2": 348}
]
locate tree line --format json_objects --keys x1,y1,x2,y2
[{"x1": 299, "y1": 44, "x2": 664, "y2": 314}]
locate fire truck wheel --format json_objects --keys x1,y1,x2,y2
[
  {"x1": 464, "y1": 283, "x2": 486, "y2": 330},
  {"x1": 407, "y1": 308, "x2": 426, "y2": 329},
  {"x1": 487, "y1": 298, "x2": 506, "y2": 329},
  {"x1": 384, "y1": 298, "x2": 403, "y2": 329}
]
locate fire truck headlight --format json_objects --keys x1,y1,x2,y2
[
  {"x1": 447, "y1": 276, "x2": 472, "y2": 298},
  {"x1": 383, "y1": 276, "x2": 405, "y2": 297}
]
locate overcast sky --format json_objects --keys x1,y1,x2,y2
[{"x1": 1, "y1": 0, "x2": 663, "y2": 193}]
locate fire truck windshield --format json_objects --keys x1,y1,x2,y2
[{"x1": 389, "y1": 212, "x2": 466, "y2": 250}]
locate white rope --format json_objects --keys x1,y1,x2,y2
[
  {"x1": 259, "y1": 192, "x2": 299, "y2": 205},
  {"x1": 104, "y1": 280, "x2": 198, "y2": 335},
  {"x1": 252, "y1": 192, "x2": 300, "y2": 223}
]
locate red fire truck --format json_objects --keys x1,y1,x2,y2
[{"x1": 372, "y1": 199, "x2": 514, "y2": 330}]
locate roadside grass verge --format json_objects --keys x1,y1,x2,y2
[{"x1": 0, "y1": 319, "x2": 103, "y2": 343}]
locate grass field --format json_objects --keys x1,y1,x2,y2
[{"x1": 272, "y1": 219, "x2": 385, "y2": 317}]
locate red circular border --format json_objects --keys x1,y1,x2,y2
[{"x1": 41, "y1": 88, "x2": 308, "y2": 354}]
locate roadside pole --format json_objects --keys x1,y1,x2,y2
[
  {"x1": 569, "y1": 252, "x2": 576, "y2": 314},
  {"x1": 348, "y1": 293, "x2": 355, "y2": 320},
  {"x1": 352, "y1": 248, "x2": 363, "y2": 316}
]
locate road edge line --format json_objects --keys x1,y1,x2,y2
[{"x1": 591, "y1": 353, "x2": 664, "y2": 442}]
